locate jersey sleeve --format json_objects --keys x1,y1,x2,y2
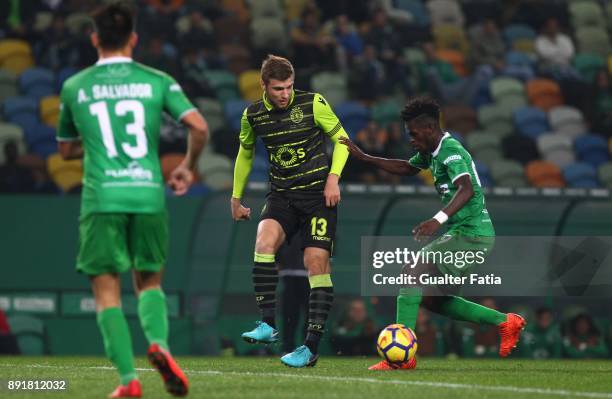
[
  {"x1": 313, "y1": 93, "x2": 343, "y2": 138},
  {"x1": 56, "y1": 85, "x2": 79, "y2": 141},
  {"x1": 408, "y1": 152, "x2": 428, "y2": 169},
  {"x1": 441, "y1": 148, "x2": 471, "y2": 184},
  {"x1": 163, "y1": 74, "x2": 196, "y2": 122},
  {"x1": 239, "y1": 108, "x2": 255, "y2": 150}
]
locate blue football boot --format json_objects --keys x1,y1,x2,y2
[
  {"x1": 241, "y1": 321, "x2": 279, "y2": 344},
  {"x1": 280, "y1": 345, "x2": 318, "y2": 368}
]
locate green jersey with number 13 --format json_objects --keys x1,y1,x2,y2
[
  {"x1": 408, "y1": 132, "x2": 495, "y2": 237},
  {"x1": 57, "y1": 57, "x2": 195, "y2": 216}
]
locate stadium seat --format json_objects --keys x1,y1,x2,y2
[
  {"x1": 503, "y1": 24, "x2": 536, "y2": 45},
  {"x1": 512, "y1": 38, "x2": 535, "y2": 55},
  {"x1": 238, "y1": 70, "x2": 262, "y2": 103},
  {"x1": 19, "y1": 67, "x2": 55, "y2": 100},
  {"x1": 395, "y1": 0, "x2": 430, "y2": 27},
  {"x1": 56, "y1": 67, "x2": 78, "y2": 92},
  {"x1": 427, "y1": 0, "x2": 465, "y2": 27},
  {"x1": 435, "y1": 49, "x2": 467, "y2": 77},
  {"x1": 222, "y1": 0, "x2": 251, "y2": 23},
  {"x1": 334, "y1": 102, "x2": 370, "y2": 138},
  {"x1": 224, "y1": 99, "x2": 250, "y2": 132},
  {"x1": 466, "y1": 133, "x2": 503, "y2": 165},
  {"x1": 24, "y1": 124, "x2": 57, "y2": 158},
  {"x1": 574, "y1": 135, "x2": 610, "y2": 167},
  {"x1": 195, "y1": 97, "x2": 225, "y2": 134},
  {"x1": 575, "y1": 27, "x2": 611, "y2": 58},
  {"x1": 371, "y1": 99, "x2": 401, "y2": 128},
  {"x1": 490, "y1": 77, "x2": 526, "y2": 108},
  {"x1": 204, "y1": 70, "x2": 239, "y2": 103},
  {"x1": 6, "y1": 314, "x2": 46, "y2": 355},
  {"x1": 213, "y1": 15, "x2": 250, "y2": 45},
  {"x1": 569, "y1": 1, "x2": 606, "y2": 30},
  {"x1": 47, "y1": 153, "x2": 83, "y2": 192},
  {"x1": 572, "y1": 53, "x2": 606, "y2": 83},
  {"x1": 0, "y1": 122, "x2": 26, "y2": 164},
  {"x1": 548, "y1": 106, "x2": 587, "y2": 139},
  {"x1": 477, "y1": 104, "x2": 514, "y2": 137},
  {"x1": 537, "y1": 134, "x2": 575, "y2": 168},
  {"x1": 0, "y1": 69, "x2": 18, "y2": 103},
  {"x1": 3, "y1": 96, "x2": 39, "y2": 130},
  {"x1": 562, "y1": 162, "x2": 599, "y2": 188},
  {"x1": 65, "y1": 12, "x2": 91, "y2": 34},
  {"x1": 221, "y1": 44, "x2": 252, "y2": 76},
  {"x1": 474, "y1": 161, "x2": 493, "y2": 187},
  {"x1": 442, "y1": 104, "x2": 477, "y2": 135},
  {"x1": 310, "y1": 72, "x2": 348, "y2": 106},
  {"x1": 0, "y1": 39, "x2": 34, "y2": 74},
  {"x1": 598, "y1": 162, "x2": 612, "y2": 189},
  {"x1": 250, "y1": 0, "x2": 284, "y2": 19},
  {"x1": 490, "y1": 159, "x2": 527, "y2": 187},
  {"x1": 251, "y1": 17, "x2": 288, "y2": 52},
  {"x1": 512, "y1": 106, "x2": 549, "y2": 139},
  {"x1": 525, "y1": 160, "x2": 565, "y2": 188},
  {"x1": 503, "y1": 51, "x2": 536, "y2": 81},
  {"x1": 197, "y1": 152, "x2": 234, "y2": 190},
  {"x1": 526, "y1": 79, "x2": 563, "y2": 111},
  {"x1": 433, "y1": 24, "x2": 469, "y2": 55},
  {"x1": 502, "y1": 134, "x2": 540, "y2": 165},
  {"x1": 39, "y1": 95, "x2": 60, "y2": 127}
]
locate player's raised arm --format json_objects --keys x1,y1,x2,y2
[
  {"x1": 339, "y1": 136, "x2": 421, "y2": 176},
  {"x1": 313, "y1": 93, "x2": 349, "y2": 207},
  {"x1": 231, "y1": 108, "x2": 255, "y2": 221}
]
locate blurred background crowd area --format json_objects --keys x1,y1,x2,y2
[{"x1": 1, "y1": 0, "x2": 612, "y2": 194}]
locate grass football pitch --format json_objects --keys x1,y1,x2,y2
[{"x1": 1, "y1": 356, "x2": 611, "y2": 399}]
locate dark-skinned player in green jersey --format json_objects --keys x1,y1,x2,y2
[
  {"x1": 231, "y1": 55, "x2": 350, "y2": 368},
  {"x1": 340, "y1": 97, "x2": 525, "y2": 370},
  {"x1": 57, "y1": 2, "x2": 208, "y2": 396}
]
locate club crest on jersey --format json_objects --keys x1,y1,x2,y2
[{"x1": 290, "y1": 107, "x2": 304, "y2": 124}]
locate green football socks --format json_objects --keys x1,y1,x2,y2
[
  {"x1": 435, "y1": 295, "x2": 507, "y2": 325},
  {"x1": 396, "y1": 287, "x2": 422, "y2": 330},
  {"x1": 138, "y1": 288, "x2": 169, "y2": 350},
  {"x1": 97, "y1": 307, "x2": 137, "y2": 385}
]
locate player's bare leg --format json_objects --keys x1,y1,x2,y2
[
  {"x1": 134, "y1": 270, "x2": 188, "y2": 397},
  {"x1": 91, "y1": 274, "x2": 140, "y2": 398},
  {"x1": 281, "y1": 249, "x2": 333, "y2": 368},
  {"x1": 242, "y1": 219, "x2": 285, "y2": 344}
]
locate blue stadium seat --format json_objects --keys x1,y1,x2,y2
[
  {"x1": 503, "y1": 24, "x2": 536, "y2": 45},
  {"x1": 19, "y1": 67, "x2": 55, "y2": 99},
  {"x1": 223, "y1": 99, "x2": 249, "y2": 132},
  {"x1": 513, "y1": 106, "x2": 549, "y2": 139},
  {"x1": 474, "y1": 161, "x2": 493, "y2": 187},
  {"x1": 3, "y1": 96, "x2": 38, "y2": 118},
  {"x1": 334, "y1": 101, "x2": 370, "y2": 138},
  {"x1": 574, "y1": 135, "x2": 610, "y2": 167},
  {"x1": 505, "y1": 51, "x2": 536, "y2": 68},
  {"x1": 395, "y1": 0, "x2": 430, "y2": 27},
  {"x1": 562, "y1": 162, "x2": 599, "y2": 188},
  {"x1": 56, "y1": 66, "x2": 78, "y2": 91},
  {"x1": 252, "y1": 155, "x2": 269, "y2": 174}
]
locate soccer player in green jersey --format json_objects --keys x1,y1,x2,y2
[
  {"x1": 231, "y1": 55, "x2": 350, "y2": 368},
  {"x1": 340, "y1": 97, "x2": 526, "y2": 370},
  {"x1": 56, "y1": 3, "x2": 208, "y2": 396}
]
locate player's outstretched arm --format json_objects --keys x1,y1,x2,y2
[
  {"x1": 169, "y1": 110, "x2": 209, "y2": 196},
  {"x1": 231, "y1": 145, "x2": 253, "y2": 221},
  {"x1": 339, "y1": 137, "x2": 420, "y2": 176},
  {"x1": 413, "y1": 174, "x2": 474, "y2": 240}
]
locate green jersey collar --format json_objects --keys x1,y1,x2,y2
[
  {"x1": 263, "y1": 90, "x2": 295, "y2": 111},
  {"x1": 96, "y1": 56, "x2": 133, "y2": 66},
  {"x1": 432, "y1": 132, "x2": 451, "y2": 157}
]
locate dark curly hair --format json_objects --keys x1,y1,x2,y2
[{"x1": 401, "y1": 97, "x2": 440, "y2": 125}]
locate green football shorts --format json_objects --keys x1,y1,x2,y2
[
  {"x1": 77, "y1": 212, "x2": 168, "y2": 276},
  {"x1": 421, "y1": 230, "x2": 495, "y2": 277}
]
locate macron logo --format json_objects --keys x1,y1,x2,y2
[{"x1": 443, "y1": 155, "x2": 462, "y2": 165}]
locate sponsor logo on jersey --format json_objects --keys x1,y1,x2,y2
[
  {"x1": 105, "y1": 161, "x2": 153, "y2": 181},
  {"x1": 443, "y1": 154, "x2": 462, "y2": 165},
  {"x1": 290, "y1": 107, "x2": 304, "y2": 124},
  {"x1": 253, "y1": 114, "x2": 270, "y2": 122},
  {"x1": 312, "y1": 235, "x2": 331, "y2": 242},
  {"x1": 270, "y1": 146, "x2": 306, "y2": 167}
]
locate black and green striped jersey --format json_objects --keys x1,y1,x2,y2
[{"x1": 239, "y1": 90, "x2": 342, "y2": 197}]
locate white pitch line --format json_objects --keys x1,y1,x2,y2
[{"x1": 1, "y1": 363, "x2": 611, "y2": 399}]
